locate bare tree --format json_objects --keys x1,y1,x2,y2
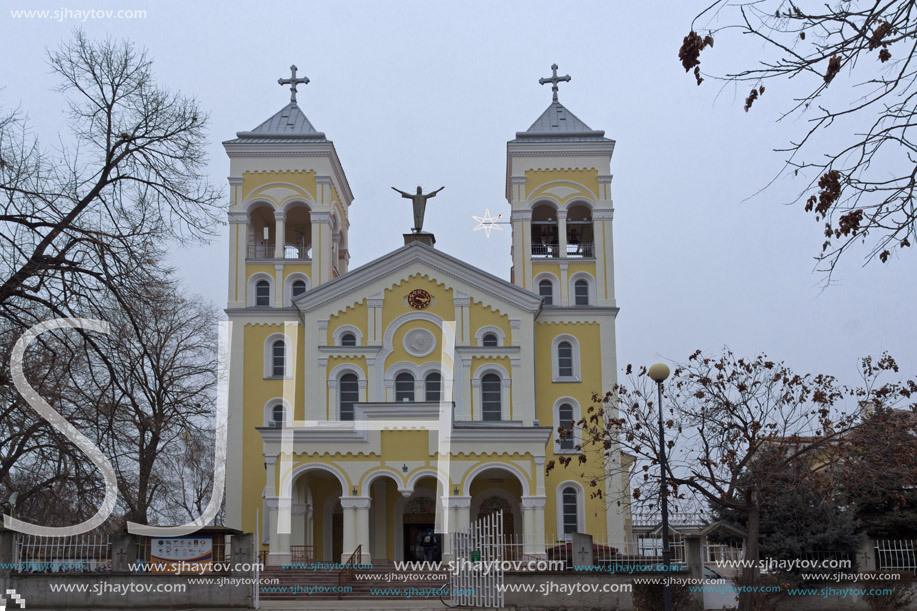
[
  {"x1": 63, "y1": 273, "x2": 219, "y2": 526},
  {"x1": 0, "y1": 30, "x2": 220, "y2": 327},
  {"x1": 0, "y1": 31, "x2": 222, "y2": 529},
  {"x1": 562, "y1": 348, "x2": 916, "y2": 611},
  {"x1": 679, "y1": 2, "x2": 917, "y2": 275}
]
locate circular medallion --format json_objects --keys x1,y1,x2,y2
[
  {"x1": 404, "y1": 328, "x2": 436, "y2": 357},
  {"x1": 407, "y1": 289, "x2": 432, "y2": 310}
]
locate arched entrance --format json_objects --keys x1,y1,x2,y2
[
  {"x1": 467, "y1": 467, "x2": 524, "y2": 538},
  {"x1": 396, "y1": 476, "x2": 442, "y2": 562}
]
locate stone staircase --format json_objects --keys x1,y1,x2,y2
[{"x1": 259, "y1": 560, "x2": 450, "y2": 603}]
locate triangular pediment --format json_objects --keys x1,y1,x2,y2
[{"x1": 295, "y1": 241, "x2": 542, "y2": 315}]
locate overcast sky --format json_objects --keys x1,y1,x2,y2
[{"x1": 2, "y1": 0, "x2": 914, "y2": 392}]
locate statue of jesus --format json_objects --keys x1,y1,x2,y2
[{"x1": 392, "y1": 186, "x2": 444, "y2": 233}]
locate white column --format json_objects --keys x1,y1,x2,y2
[
  {"x1": 559, "y1": 263, "x2": 569, "y2": 306},
  {"x1": 367, "y1": 295, "x2": 383, "y2": 345},
  {"x1": 453, "y1": 294, "x2": 470, "y2": 346},
  {"x1": 274, "y1": 264, "x2": 284, "y2": 308},
  {"x1": 594, "y1": 208, "x2": 615, "y2": 306},
  {"x1": 264, "y1": 456, "x2": 277, "y2": 497},
  {"x1": 372, "y1": 483, "x2": 387, "y2": 561},
  {"x1": 556, "y1": 208, "x2": 568, "y2": 258},
  {"x1": 311, "y1": 210, "x2": 332, "y2": 286},
  {"x1": 305, "y1": 503, "x2": 314, "y2": 547},
  {"x1": 440, "y1": 496, "x2": 465, "y2": 562},
  {"x1": 268, "y1": 497, "x2": 292, "y2": 563},
  {"x1": 340, "y1": 500, "x2": 355, "y2": 564},
  {"x1": 227, "y1": 211, "x2": 247, "y2": 308},
  {"x1": 453, "y1": 496, "x2": 471, "y2": 532},
  {"x1": 511, "y1": 209, "x2": 532, "y2": 289},
  {"x1": 341, "y1": 497, "x2": 372, "y2": 563},
  {"x1": 274, "y1": 210, "x2": 286, "y2": 259},
  {"x1": 521, "y1": 496, "x2": 547, "y2": 558}
]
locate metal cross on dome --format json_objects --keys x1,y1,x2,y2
[
  {"x1": 278, "y1": 65, "x2": 310, "y2": 104},
  {"x1": 539, "y1": 63, "x2": 571, "y2": 103}
]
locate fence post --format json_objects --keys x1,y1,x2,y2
[
  {"x1": 860, "y1": 539, "x2": 877, "y2": 572},
  {"x1": 0, "y1": 527, "x2": 13, "y2": 600},
  {"x1": 685, "y1": 534, "x2": 705, "y2": 609},
  {"x1": 111, "y1": 534, "x2": 135, "y2": 572},
  {"x1": 232, "y1": 534, "x2": 253, "y2": 577},
  {"x1": 571, "y1": 532, "x2": 593, "y2": 569}
]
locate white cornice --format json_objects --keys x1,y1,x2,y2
[
  {"x1": 319, "y1": 346, "x2": 380, "y2": 358},
  {"x1": 455, "y1": 346, "x2": 520, "y2": 357},
  {"x1": 224, "y1": 308, "x2": 301, "y2": 321},
  {"x1": 222, "y1": 141, "x2": 354, "y2": 205},
  {"x1": 536, "y1": 307, "x2": 619, "y2": 323},
  {"x1": 506, "y1": 140, "x2": 616, "y2": 157},
  {"x1": 449, "y1": 426, "x2": 552, "y2": 444}
]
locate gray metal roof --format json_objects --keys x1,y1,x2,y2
[
  {"x1": 512, "y1": 101, "x2": 609, "y2": 142},
  {"x1": 225, "y1": 102, "x2": 329, "y2": 144}
]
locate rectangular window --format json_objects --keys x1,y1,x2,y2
[
  {"x1": 562, "y1": 489, "x2": 578, "y2": 534},
  {"x1": 481, "y1": 375, "x2": 502, "y2": 421},
  {"x1": 558, "y1": 343, "x2": 574, "y2": 378},
  {"x1": 272, "y1": 342, "x2": 285, "y2": 377},
  {"x1": 559, "y1": 405, "x2": 575, "y2": 450}
]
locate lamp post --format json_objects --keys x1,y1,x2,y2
[{"x1": 647, "y1": 362, "x2": 672, "y2": 611}]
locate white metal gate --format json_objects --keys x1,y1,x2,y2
[{"x1": 449, "y1": 510, "x2": 504, "y2": 608}]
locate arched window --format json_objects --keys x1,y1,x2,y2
[
  {"x1": 574, "y1": 279, "x2": 589, "y2": 306},
  {"x1": 566, "y1": 204, "x2": 594, "y2": 258},
  {"x1": 552, "y1": 335, "x2": 581, "y2": 382},
  {"x1": 339, "y1": 373, "x2": 359, "y2": 421},
  {"x1": 482, "y1": 333, "x2": 498, "y2": 347},
  {"x1": 395, "y1": 372, "x2": 415, "y2": 402},
  {"x1": 291, "y1": 279, "x2": 307, "y2": 297},
  {"x1": 557, "y1": 341, "x2": 574, "y2": 378},
  {"x1": 531, "y1": 203, "x2": 559, "y2": 258},
  {"x1": 271, "y1": 339, "x2": 285, "y2": 377},
  {"x1": 269, "y1": 404, "x2": 285, "y2": 428},
  {"x1": 539, "y1": 279, "x2": 554, "y2": 305},
  {"x1": 481, "y1": 373, "x2": 502, "y2": 421},
  {"x1": 562, "y1": 487, "x2": 579, "y2": 535},
  {"x1": 425, "y1": 372, "x2": 442, "y2": 402},
  {"x1": 340, "y1": 332, "x2": 357, "y2": 347},
  {"x1": 255, "y1": 280, "x2": 271, "y2": 306},
  {"x1": 558, "y1": 403, "x2": 575, "y2": 451}
]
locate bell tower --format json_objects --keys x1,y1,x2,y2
[
  {"x1": 223, "y1": 65, "x2": 353, "y2": 310},
  {"x1": 506, "y1": 64, "x2": 615, "y2": 309}
]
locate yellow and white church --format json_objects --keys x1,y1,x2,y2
[{"x1": 222, "y1": 65, "x2": 628, "y2": 564}]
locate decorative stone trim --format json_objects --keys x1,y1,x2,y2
[
  {"x1": 441, "y1": 496, "x2": 472, "y2": 509},
  {"x1": 593, "y1": 210, "x2": 615, "y2": 221},
  {"x1": 340, "y1": 496, "x2": 371, "y2": 509},
  {"x1": 521, "y1": 496, "x2": 547, "y2": 509},
  {"x1": 227, "y1": 212, "x2": 248, "y2": 224}
]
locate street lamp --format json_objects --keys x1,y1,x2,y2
[{"x1": 648, "y1": 362, "x2": 673, "y2": 611}]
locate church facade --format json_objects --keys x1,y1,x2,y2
[{"x1": 222, "y1": 66, "x2": 628, "y2": 563}]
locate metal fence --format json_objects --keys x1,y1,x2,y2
[
  {"x1": 875, "y1": 540, "x2": 917, "y2": 572},
  {"x1": 498, "y1": 532, "x2": 686, "y2": 568},
  {"x1": 14, "y1": 533, "x2": 112, "y2": 572}
]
